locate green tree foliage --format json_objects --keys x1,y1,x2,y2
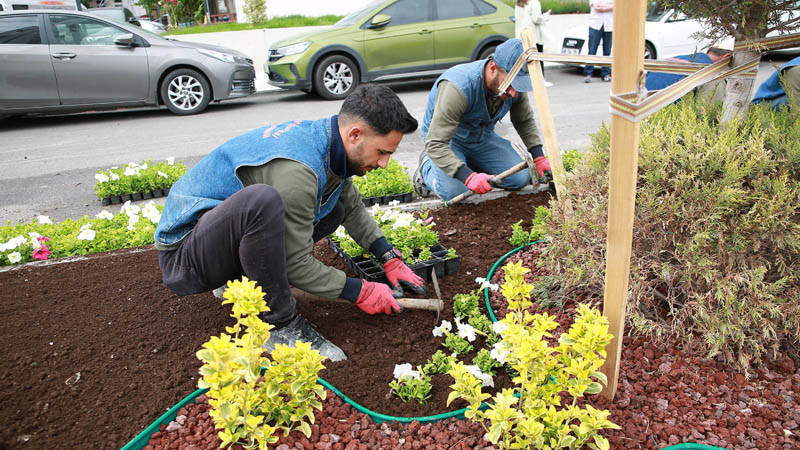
[
  {"x1": 661, "y1": 1, "x2": 800, "y2": 121},
  {"x1": 243, "y1": 0, "x2": 267, "y2": 25},
  {"x1": 536, "y1": 95, "x2": 800, "y2": 372}
]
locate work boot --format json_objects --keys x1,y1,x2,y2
[
  {"x1": 413, "y1": 155, "x2": 431, "y2": 198},
  {"x1": 263, "y1": 314, "x2": 347, "y2": 362},
  {"x1": 212, "y1": 285, "x2": 226, "y2": 298}
]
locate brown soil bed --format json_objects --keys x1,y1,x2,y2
[{"x1": 1, "y1": 192, "x2": 798, "y2": 450}]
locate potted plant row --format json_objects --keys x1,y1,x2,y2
[
  {"x1": 352, "y1": 159, "x2": 415, "y2": 207},
  {"x1": 93, "y1": 158, "x2": 185, "y2": 205}
]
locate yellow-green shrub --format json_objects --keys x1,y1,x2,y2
[
  {"x1": 447, "y1": 261, "x2": 618, "y2": 450},
  {"x1": 196, "y1": 278, "x2": 326, "y2": 449}
]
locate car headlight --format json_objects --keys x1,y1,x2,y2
[
  {"x1": 197, "y1": 48, "x2": 236, "y2": 63},
  {"x1": 270, "y1": 41, "x2": 311, "y2": 58}
]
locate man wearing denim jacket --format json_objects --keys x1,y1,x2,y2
[
  {"x1": 154, "y1": 85, "x2": 426, "y2": 361},
  {"x1": 412, "y1": 38, "x2": 551, "y2": 202}
]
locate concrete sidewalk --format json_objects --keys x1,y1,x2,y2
[{"x1": 172, "y1": 14, "x2": 589, "y2": 93}]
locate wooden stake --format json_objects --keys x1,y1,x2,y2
[
  {"x1": 599, "y1": 0, "x2": 647, "y2": 401},
  {"x1": 519, "y1": 28, "x2": 568, "y2": 202}
]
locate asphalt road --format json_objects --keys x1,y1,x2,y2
[{"x1": 0, "y1": 57, "x2": 787, "y2": 225}]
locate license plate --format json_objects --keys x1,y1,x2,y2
[{"x1": 562, "y1": 48, "x2": 579, "y2": 55}]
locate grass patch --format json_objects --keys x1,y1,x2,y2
[
  {"x1": 165, "y1": 14, "x2": 343, "y2": 35},
  {"x1": 503, "y1": 0, "x2": 589, "y2": 14}
]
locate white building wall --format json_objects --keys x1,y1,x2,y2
[{"x1": 235, "y1": 0, "x2": 366, "y2": 23}]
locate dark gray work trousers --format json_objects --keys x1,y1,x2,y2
[{"x1": 158, "y1": 184, "x2": 344, "y2": 324}]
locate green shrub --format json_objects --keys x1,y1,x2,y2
[
  {"x1": 536, "y1": 96, "x2": 800, "y2": 372},
  {"x1": 508, "y1": 206, "x2": 550, "y2": 247},
  {"x1": 243, "y1": 0, "x2": 266, "y2": 24}
]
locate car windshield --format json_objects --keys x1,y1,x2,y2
[
  {"x1": 333, "y1": 0, "x2": 385, "y2": 27},
  {"x1": 646, "y1": 1, "x2": 670, "y2": 22}
]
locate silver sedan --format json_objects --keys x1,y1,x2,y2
[{"x1": 0, "y1": 9, "x2": 255, "y2": 116}]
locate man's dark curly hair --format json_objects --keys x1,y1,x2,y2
[{"x1": 339, "y1": 84, "x2": 418, "y2": 135}]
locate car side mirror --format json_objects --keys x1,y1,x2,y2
[
  {"x1": 114, "y1": 33, "x2": 135, "y2": 47},
  {"x1": 369, "y1": 14, "x2": 391, "y2": 29}
]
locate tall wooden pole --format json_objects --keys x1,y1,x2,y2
[
  {"x1": 519, "y1": 29, "x2": 567, "y2": 198},
  {"x1": 599, "y1": 0, "x2": 647, "y2": 400}
]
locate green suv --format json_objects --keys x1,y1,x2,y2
[{"x1": 265, "y1": 0, "x2": 515, "y2": 100}]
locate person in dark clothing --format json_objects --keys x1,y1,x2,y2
[{"x1": 154, "y1": 84, "x2": 426, "y2": 361}]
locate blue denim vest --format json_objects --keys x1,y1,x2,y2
[
  {"x1": 421, "y1": 60, "x2": 515, "y2": 145},
  {"x1": 752, "y1": 56, "x2": 800, "y2": 108},
  {"x1": 155, "y1": 117, "x2": 344, "y2": 246}
]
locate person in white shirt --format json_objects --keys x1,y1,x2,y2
[
  {"x1": 584, "y1": 0, "x2": 613, "y2": 83},
  {"x1": 515, "y1": 0, "x2": 553, "y2": 87}
]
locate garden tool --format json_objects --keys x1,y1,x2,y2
[
  {"x1": 429, "y1": 269, "x2": 443, "y2": 323},
  {"x1": 511, "y1": 142, "x2": 540, "y2": 189},
  {"x1": 445, "y1": 160, "x2": 529, "y2": 206},
  {"x1": 298, "y1": 289, "x2": 443, "y2": 317}
]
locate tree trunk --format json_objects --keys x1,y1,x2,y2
[{"x1": 720, "y1": 48, "x2": 761, "y2": 123}]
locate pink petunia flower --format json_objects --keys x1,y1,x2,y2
[
  {"x1": 37, "y1": 236, "x2": 50, "y2": 242},
  {"x1": 33, "y1": 244, "x2": 50, "y2": 261}
]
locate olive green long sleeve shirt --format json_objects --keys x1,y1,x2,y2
[
  {"x1": 237, "y1": 160, "x2": 383, "y2": 299},
  {"x1": 424, "y1": 80, "x2": 543, "y2": 178}
]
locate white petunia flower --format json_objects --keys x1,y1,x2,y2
[
  {"x1": 94, "y1": 173, "x2": 109, "y2": 183},
  {"x1": 166, "y1": 157, "x2": 175, "y2": 165},
  {"x1": 121, "y1": 201, "x2": 140, "y2": 217},
  {"x1": 77, "y1": 228, "x2": 96, "y2": 241},
  {"x1": 393, "y1": 363, "x2": 421, "y2": 380},
  {"x1": 140, "y1": 163, "x2": 148, "y2": 170},
  {"x1": 142, "y1": 202, "x2": 161, "y2": 224},
  {"x1": 7, "y1": 235, "x2": 26, "y2": 249},
  {"x1": 334, "y1": 226, "x2": 347, "y2": 239},
  {"x1": 37, "y1": 215, "x2": 53, "y2": 225},
  {"x1": 124, "y1": 166, "x2": 137, "y2": 177},
  {"x1": 126, "y1": 214, "x2": 140, "y2": 231},
  {"x1": 475, "y1": 277, "x2": 499, "y2": 291},
  {"x1": 492, "y1": 321, "x2": 509, "y2": 337},
  {"x1": 157, "y1": 171, "x2": 169, "y2": 179},
  {"x1": 388, "y1": 200, "x2": 400, "y2": 207},
  {"x1": 380, "y1": 209, "x2": 397, "y2": 223},
  {"x1": 110, "y1": 172, "x2": 120, "y2": 181},
  {"x1": 95, "y1": 210, "x2": 114, "y2": 220},
  {"x1": 392, "y1": 212, "x2": 414, "y2": 229},
  {"x1": 465, "y1": 365, "x2": 494, "y2": 387},
  {"x1": 455, "y1": 319, "x2": 476, "y2": 342},
  {"x1": 8, "y1": 252, "x2": 22, "y2": 263},
  {"x1": 490, "y1": 343, "x2": 509, "y2": 364},
  {"x1": 28, "y1": 232, "x2": 42, "y2": 247},
  {"x1": 432, "y1": 320, "x2": 452, "y2": 337},
  {"x1": 79, "y1": 223, "x2": 93, "y2": 231}
]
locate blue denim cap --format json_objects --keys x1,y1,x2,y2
[{"x1": 492, "y1": 38, "x2": 532, "y2": 92}]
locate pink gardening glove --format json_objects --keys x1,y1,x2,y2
[
  {"x1": 355, "y1": 280, "x2": 402, "y2": 315},
  {"x1": 383, "y1": 250, "x2": 427, "y2": 295},
  {"x1": 465, "y1": 172, "x2": 494, "y2": 194},
  {"x1": 533, "y1": 156, "x2": 552, "y2": 177}
]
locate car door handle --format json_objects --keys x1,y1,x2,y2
[
  {"x1": 470, "y1": 23, "x2": 483, "y2": 28},
  {"x1": 51, "y1": 52, "x2": 77, "y2": 60},
  {"x1": 418, "y1": 29, "x2": 432, "y2": 34}
]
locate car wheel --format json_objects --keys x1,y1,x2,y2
[
  {"x1": 160, "y1": 68, "x2": 212, "y2": 115},
  {"x1": 644, "y1": 42, "x2": 656, "y2": 60},
  {"x1": 313, "y1": 55, "x2": 359, "y2": 100},
  {"x1": 477, "y1": 44, "x2": 497, "y2": 61}
]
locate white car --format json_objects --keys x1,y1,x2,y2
[
  {"x1": 561, "y1": 2, "x2": 733, "y2": 61},
  {"x1": 139, "y1": 18, "x2": 168, "y2": 35}
]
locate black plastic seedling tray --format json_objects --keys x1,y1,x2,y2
[
  {"x1": 101, "y1": 188, "x2": 171, "y2": 205},
  {"x1": 361, "y1": 192, "x2": 414, "y2": 207},
  {"x1": 328, "y1": 240, "x2": 461, "y2": 283}
]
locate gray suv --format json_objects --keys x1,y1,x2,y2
[{"x1": 0, "y1": 10, "x2": 255, "y2": 116}]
